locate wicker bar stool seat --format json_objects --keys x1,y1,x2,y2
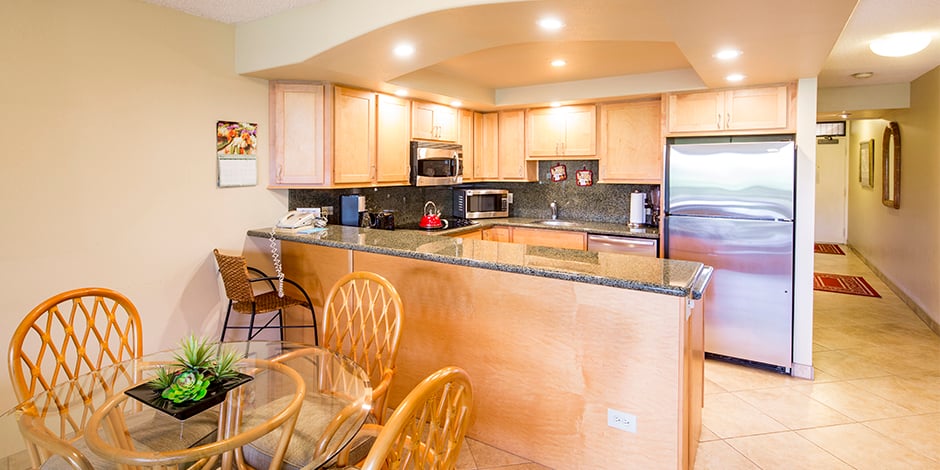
[{"x1": 213, "y1": 249, "x2": 318, "y2": 344}]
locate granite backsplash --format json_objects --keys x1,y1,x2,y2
[{"x1": 289, "y1": 160, "x2": 659, "y2": 226}]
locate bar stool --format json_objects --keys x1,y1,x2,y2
[{"x1": 213, "y1": 249, "x2": 318, "y2": 344}]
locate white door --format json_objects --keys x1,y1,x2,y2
[{"x1": 814, "y1": 137, "x2": 848, "y2": 243}]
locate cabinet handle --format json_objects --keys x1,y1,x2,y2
[
  {"x1": 726, "y1": 113, "x2": 731, "y2": 128},
  {"x1": 717, "y1": 113, "x2": 722, "y2": 129},
  {"x1": 277, "y1": 164, "x2": 283, "y2": 182}
]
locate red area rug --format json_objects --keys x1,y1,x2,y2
[
  {"x1": 813, "y1": 272, "x2": 880, "y2": 297},
  {"x1": 814, "y1": 243, "x2": 845, "y2": 255}
]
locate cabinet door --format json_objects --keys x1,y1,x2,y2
[
  {"x1": 450, "y1": 228, "x2": 482, "y2": 240},
  {"x1": 412, "y1": 102, "x2": 457, "y2": 142},
  {"x1": 511, "y1": 227, "x2": 586, "y2": 250},
  {"x1": 333, "y1": 87, "x2": 376, "y2": 184},
  {"x1": 599, "y1": 100, "x2": 663, "y2": 183},
  {"x1": 270, "y1": 82, "x2": 326, "y2": 186},
  {"x1": 481, "y1": 226, "x2": 510, "y2": 242},
  {"x1": 498, "y1": 110, "x2": 533, "y2": 180},
  {"x1": 527, "y1": 108, "x2": 567, "y2": 157},
  {"x1": 724, "y1": 86, "x2": 789, "y2": 131},
  {"x1": 477, "y1": 112, "x2": 500, "y2": 179},
  {"x1": 376, "y1": 93, "x2": 411, "y2": 184},
  {"x1": 666, "y1": 91, "x2": 723, "y2": 133},
  {"x1": 561, "y1": 105, "x2": 596, "y2": 156},
  {"x1": 458, "y1": 109, "x2": 476, "y2": 181},
  {"x1": 527, "y1": 105, "x2": 596, "y2": 157}
]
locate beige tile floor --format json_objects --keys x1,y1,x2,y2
[{"x1": 457, "y1": 246, "x2": 940, "y2": 469}]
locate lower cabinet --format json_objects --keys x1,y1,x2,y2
[
  {"x1": 481, "y1": 226, "x2": 511, "y2": 242},
  {"x1": 451, "y1": 228, "x2": 483, "y2": 240},
  {"x1": 510, "y1": 227, "x2": 586, "y2": 250}
]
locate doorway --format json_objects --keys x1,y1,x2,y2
[{"x1": 815, "y1": 136, "x2": 848, "y2": 243}]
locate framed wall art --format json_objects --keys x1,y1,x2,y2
[{"x1": 859, "y1": 139, "x2": 873, "y2": 188}]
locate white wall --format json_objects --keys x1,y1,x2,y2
[
  {"x1": 847, "y1": 66, "x2": 940, "y2": 330},
  {"x1": 0, "y1": 0, "x2": 287, "y2": 442},
  {"x1": 792, "y1": 78, "x2": 817, "y2": 378}
]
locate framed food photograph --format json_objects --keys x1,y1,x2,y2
[{"x1": 859, "y1": 139, "x2": 873, "y2": 188}]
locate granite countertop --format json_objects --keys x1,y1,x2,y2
[
  {"x1": 436, "y1": 217, "x2": 660, "y2": 239},
  {"x1": 249, "y1": 220, "x2": 710, "y2": 299}
]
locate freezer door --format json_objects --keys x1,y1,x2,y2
[
  {"x1": 665, "y1": 215, "x2": 793, "y2": 368},
  {"x1": 666, "y1": 141, "x2": 795, "y2": 220}
]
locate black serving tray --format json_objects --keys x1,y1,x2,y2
[{"x1": 125, "y1": 373, "x2": 253, "y2": 420}]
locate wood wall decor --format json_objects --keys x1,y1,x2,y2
[{"x1": 882, "y1": 121, "x2": 901, "y2": 209}]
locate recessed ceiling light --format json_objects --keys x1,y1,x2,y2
[
  {"x1": 852, "y1": 71, "x2": 874, "y2": 79},
  {"x1": 450, "y1": 100, "x2": 462, "y2": 107},
  {"x1": 869, "y1": 32, "x2": 932, "y2": 57},
  {"x1": 550, "y1": 59, "x2": 567, "y2": 67},
  {"x1": 537, "y1": 17, "x2": 565, "y2": 31},
  {"x1": 840, "y1": 112, "x2": 851, "y2": 119},
  {"x1": 393, "y1": 43, "x2": 415, "y2": 57},
  {"x1": 725, "y1": 73, "x2": 746, "y2": 82},
  {"x1": 549, "y1": 102, "x2": 561, "y2": 108},
  {"x1": 394, "y1": 89, "x2": 409, "y2": 97},
  {"x1": 714, "y1": 49, "x2": 742, "y2": 60}
]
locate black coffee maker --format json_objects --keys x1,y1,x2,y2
[{"x1": 367, "y1": 210, "x2": 395, "y2": 230}]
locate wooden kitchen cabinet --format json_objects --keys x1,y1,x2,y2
[
  {"x1": 511, "y1": 227, "x2": 586, "y2": 250},
  {"x1": 498, "y1": 110, "x2": 537, "y2": 181},
  {"x1": 269, "y1": 81, "x2": 329, "y2": 187},
  {"x1": 332, "y1": 86, "x2": 376, "y2": 184},
  {"x1": 449, "y1": 228, "x2": 482, "y2": 240},
  {"x1": 481, "y1": 226, "x2": 511, "y2": 242},
  {"x1": 527, "y1": 105, "x2": 596, "y2": 158},
  {"x1": 665, "y1": 84, "x2": 793, "y2": 135},
  {"x1": 375, "y1": 93, "x2": 411, "y2": 184},
  {"x1": 412, "y1": 101, "x2": 457, "y2": 142},
  {"x1": 458, "y1": 109, "x2": 476, "y2": 181},
  {"x1": 475, "y1": 112, "x2": 499, "y2": 179},
  {"x1": 599, "y1": 99, "x2": 663, "y2": 183}
]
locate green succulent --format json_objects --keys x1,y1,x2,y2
[
  {"x1": 149, "y1": 335, "x2": 245, "y2": 404},
  {"x1": 161, "y1": 369, "x2": 211, "y2": 403}
]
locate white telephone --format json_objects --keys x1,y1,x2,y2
[{"x1": 276, "y1": 211, "x2": 318, "y2": 229}]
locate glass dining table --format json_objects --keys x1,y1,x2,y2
[{"x1": 0, "y1": 341, "x2": 372, "y2": 469}]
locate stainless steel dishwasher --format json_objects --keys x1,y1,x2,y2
[{"x1": 587, "y1": 234, "x2": 658, "y2": 257}]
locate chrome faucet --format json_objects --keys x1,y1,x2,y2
[{"x1": 550, "y1": 200, "x2": 558, "y2": 220}]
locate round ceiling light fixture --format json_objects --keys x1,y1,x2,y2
[
  {"x1": 393, "y1": 43, "x2": 415, "y2": 58},
  {"x1": 550, "y1": 59, "x2": 567, "y2": 67},
  {"x1": 714, "y1": 49, "x2": 742, "y2": 60},
  {"x1": 869, "y1": 32, "x2": 932, "y2": 57},
  {"x1": 537, "y1": 17, "x2": 565, "y2": 31},
  {"x1": 394, "y1": 89, "x2": 409, "y2": 97},
  {"x1": 725, "y1": 73, "x2": 746, "y2": 82},
  {"x1": 450, "y1": 100, "x2": 462, "y2": 107},
  {"x1": 852, "y1": 71, "x2": 874, "y2": 79}
]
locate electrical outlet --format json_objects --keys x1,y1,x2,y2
[
  {"x1": 321, "y1": 206, "x2": 334, "y2": 216},
  {"x1": 608, "y1": 408, "x2": 637, "y2": 433}
]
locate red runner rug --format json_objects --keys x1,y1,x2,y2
[
  {"x1": 813, "y1": 272, "x2": 880, "y2": 297},
  {"x1": 814, "y1": 243, "x2": 845, "y2": 255}
]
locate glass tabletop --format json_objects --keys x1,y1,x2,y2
[{"x1": 1, "y1": 341, "x2": 372, "y2": 469}]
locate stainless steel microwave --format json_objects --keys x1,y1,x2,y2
[
  {"x1": 410, "y1": 141, "x2": 463, "y2": 186},
  {"x1": 454, "y1": 189, "x2": 510, "y2": 219}
]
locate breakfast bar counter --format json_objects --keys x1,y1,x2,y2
[{"x1": 248, "y1": 223, "x2": 711, "y2": 469}]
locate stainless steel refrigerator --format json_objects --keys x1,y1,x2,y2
[{"x1": 664, "y1": 140, "x2": 795, "y2": 371}]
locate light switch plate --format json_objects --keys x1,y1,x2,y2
[{"x1": 607, "y1": 408, "x2": 637, "y2": 433}]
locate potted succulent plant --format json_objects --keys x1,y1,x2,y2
[{"x1": 126, "y1": 335, "x2": 253, "y2": 419}]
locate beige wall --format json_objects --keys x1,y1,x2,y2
[
  {"x1": 0, "y1": 0, "x2": 286, "y2": 432},
  {"x1": 847, "y1": 66, "x2": 940, "y2": 327}
]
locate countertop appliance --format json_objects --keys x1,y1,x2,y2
[
  {"x1": 587, "y1": 234, "x2": 658, "y2": 257},
  {"x1": 340, "y1": 194, "x2": 366, "y2": 227},
  {"x1": 454, "y1": 189, "x2": 510, "y2": 219},
  {"x1": 410, "y1": 141, "x2": 463, "y2": 186},
  {"x1": 664, "y1": 138, "x2": 795, "y2": 371}
]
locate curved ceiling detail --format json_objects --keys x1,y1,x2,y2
[{"x1": 235, "y1": 0, "x2": 857, "y2": 110}]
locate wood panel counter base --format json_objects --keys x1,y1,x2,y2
[{"x1": 281, "y1": 241, "x2": 704, "y2": 469}]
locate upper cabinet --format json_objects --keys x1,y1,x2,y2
[
  {"x1": 665, "y1": 84, "x2": 794, "y2": 135},
  {"x1": 457, "y1": 109, "x2": 476, "y2": 182},
  {"x1": 498, "y1": 110, "x2": 537, "y2": 181},
  {"x1": 270, "y1": 82, "x2": 328, "y2": 187},
  {"x1": 598, "y1": 99, "x2": 663, "y2": 184},
  {"x1": 475, "y1": 112, "x2": 500, "y2": 180},
  {"x1": 526, "y1": 105, "x2": 596, "y2": 158},
  {"x1": 412, "y1": 101, "x2": 457, "y2": 142},
  {"x1": 269, "y1": 82, "x2": 412, "y2": 188}
]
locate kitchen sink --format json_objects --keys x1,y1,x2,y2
[{"x1": 534, "y1": 220, "x2": 580, "y2": 227}]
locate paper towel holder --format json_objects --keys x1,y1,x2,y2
[{"x1": 628, "y1": 191, "x2": 648, "y2": 228}]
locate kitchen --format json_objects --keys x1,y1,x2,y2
[{"x1": 4, "y1": 0, "x2": 940, "y2": 468}]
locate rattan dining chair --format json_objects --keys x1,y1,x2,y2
[
  {"x1": 330, "y1": 366, "x2": 474, "y2": 470},
  {"x1": 213, "y1": 249, "x2": 318, "y2": 344},
  {"x1": 243, "y1": 271, "x2": 403, "y2": 470},
  {"x1": 9, "y1": 287, "x2": 143, "y2": 468}
]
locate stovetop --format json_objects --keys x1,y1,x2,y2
[{"x1": 395, "y1": 217, "x2": 478, "y2": 231}]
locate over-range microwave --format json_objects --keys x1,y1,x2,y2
[
  {"x1": 410, "y1": 141, "x2": 463, "y2": 186},
  {"x1": 454, "y1": 189, "x2": 511, "y2": 219}
]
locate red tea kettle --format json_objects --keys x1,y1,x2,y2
[{"x1": 419, "y1": 201, "x2": 448, "y2": 229}]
